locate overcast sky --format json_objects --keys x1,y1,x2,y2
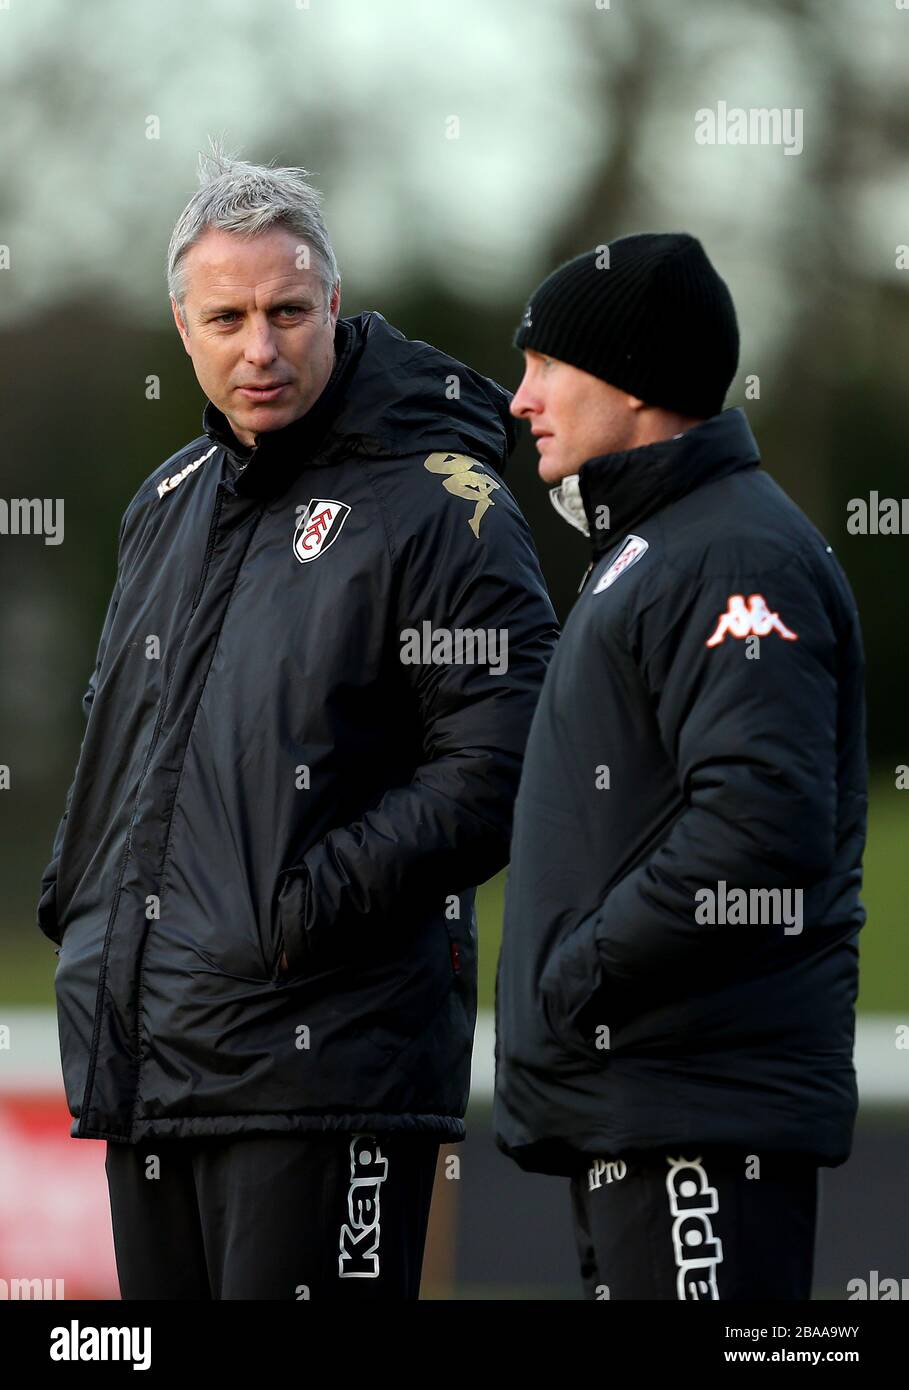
[{"x1": 0, "y1": 0, "x2": 905, "y2": 357}]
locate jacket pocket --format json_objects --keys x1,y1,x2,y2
[
  {"x1": 540, "y1": 977, "x2": 599, "y2": 1059},
  {"x1": 539, "y1": 915, "x2": 606, "y2": 1059},
  {"x1": 272, "y1": 867, "x2": 330, "y2": 981},
  {"x1": 270, "y1": 924, "x2": 288, "y2": 983},
  {"x1": 36, "y1": 878, "x2": 63, "y2": 948},
  {"x1": 271, "y1": 871, "x2": 303, "y2": 983}
]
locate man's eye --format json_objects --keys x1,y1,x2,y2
[{"x1": 212, "y1": 306, "x2": 303, "y2": 324}]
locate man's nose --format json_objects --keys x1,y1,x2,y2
[
  {"x1": 243, "y1": 318, "x2": 279, "y2": 365},
  {"x1": 509, "y1": 374, "x2": 536, "y2": 418}
]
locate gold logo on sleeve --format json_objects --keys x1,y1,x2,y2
[{"x1": 423, "y1": 452, "x2": 500, "y2": 539}]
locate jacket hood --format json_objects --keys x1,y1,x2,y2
[
  {"x1": 202, "y1": 311, "x2": 517, "y2": 499},
  {"x1": 329, "y1": 311, "x2": 517, "y2": 469}
]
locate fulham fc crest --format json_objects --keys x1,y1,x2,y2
[
  {"x1": 293, "y1": 499, "x2": 351, "y2": 564},
  {"x1": 592, "y1": 534, "x2": 649, "y2": 593}
]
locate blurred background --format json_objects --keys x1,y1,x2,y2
[{"x1": 0, "y1": 0, "x2": 906, "y2": 1298}]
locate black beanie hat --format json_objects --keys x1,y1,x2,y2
[{"x1": 513, "y1": 232, "x2": 739, "y2": 420}]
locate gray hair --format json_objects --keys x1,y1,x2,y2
[{"x1": 166, "y1": 137, "x2": 340, "y2": 315}]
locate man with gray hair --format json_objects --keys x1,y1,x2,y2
[{"x1": 37, "y1": 142, "x2": 557, "y2": 1300}]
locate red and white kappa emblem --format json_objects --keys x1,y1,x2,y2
[
  {"x1": 705, "y1": 593, "x2": 798, "y2": 647},
  {"x1": 292, "y1": 499, "x2": 351, "y2": 564}
]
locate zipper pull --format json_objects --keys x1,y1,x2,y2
[{"x1": 577, "y1": 560, "x2": 594, "y2": 594}]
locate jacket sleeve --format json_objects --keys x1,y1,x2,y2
[
  {"x1": 36, "y1": 514, "x2": 127, "y2": 946},
  {"x1": 542, "y1": 553, "x2": 843, "y2": 1003},
  {"x1": 277, "y1": 459, "x2": 559, "y2": 970}
]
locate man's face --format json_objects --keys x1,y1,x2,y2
[
  {"x1": 510, "y1": 350, "x2": 641, "y2": 483},
  {"x1": 171, "y1": 225, "x2": 340, "y2": 447}
]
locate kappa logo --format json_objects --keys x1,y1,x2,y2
[
  {"x1": 338, "y1": 1136, "x2": 387, "y2": 1279},
  {"x1": 592, "y1": 534, "x2": 649, "y2": 593},
  {"x1": 665, "y1": 1155, "x2": 724, "y2": 1301},
  {"x1": 706, "y1": 593, "x2": 798, "y2": 647},
  {"x1": 293, "y1": 498, "x2": 351, "y2": 564},
  {"x1": 156, "y1": 445, "x2": 217, "y2": 500},
  {"x1": 424, "y1": 452, "x2": 500, "y2": 538}
]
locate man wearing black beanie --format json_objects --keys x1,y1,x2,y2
[{"x1": 493, "y1": 232, "x2": 868, "y2": 1300}]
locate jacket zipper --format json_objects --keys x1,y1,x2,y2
[
  {"x1": 188, "y1": 487, "x2": 225, "y2": 613},
  {"x1": 141, "y1": 485, "x2": 225, "y2": 772}
]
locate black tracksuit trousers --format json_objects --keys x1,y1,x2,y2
[
  {"x1": 569, "y1": 1147, "x2": 820, "y2": 1301},
  {"x1": 104, "y1": 1131, "x2": 440, "y2": 1300}
]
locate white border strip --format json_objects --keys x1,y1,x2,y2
[{"x1": 0, "y1": 1009, "x2": 904, "y2": 1105}]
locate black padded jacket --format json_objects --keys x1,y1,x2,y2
[
  {"x1": 494, "y1": 408, "x2": 867, "y2": 1176},
  {"x1": 38, "y1": 311, "x2": 558, "y2": 1143}
]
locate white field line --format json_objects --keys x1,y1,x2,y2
[{"x1": 0, "y1": 1009, "x2": 905, "y2": 1105}]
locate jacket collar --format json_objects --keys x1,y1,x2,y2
[
  {"x1": 549, "y1": 473, "x2": 590, "y2": 536},
  {"x1": 569, "y1": 407, "x2": 760, "y2": 558},
  {"x1": 201, "y1": 316, "x2": 362, "y2": 500}
]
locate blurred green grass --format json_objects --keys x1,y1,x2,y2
[{"x1": 7, "y1": 774, "x2": 905, "y2": 1012}]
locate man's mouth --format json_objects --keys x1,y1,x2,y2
[
  {"x1": 532, "y1": 431, "x2": 553, "y2": 448},
  {"x1": 237, "y1": 383, "x2": 291, "y2": 402}
]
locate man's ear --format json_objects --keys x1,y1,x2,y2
[
  {"x1": 171, "y1": 295, "x2": 192, "y2": 355},
  {"x1": 328, "y1": 280, "x2": 341, "y2": 326}
]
